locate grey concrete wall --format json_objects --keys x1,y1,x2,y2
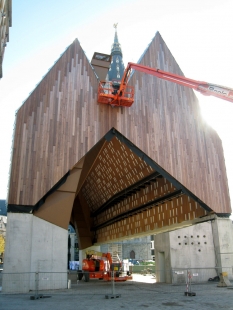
[
  {"x1": 169, "y1": 222, "x2": 216, "y2": 283},
  {"x1": 169, "y1": 222, "x2": 216, "y2": 269},
  {"x1": 154, "y1": 219, "x2": 233, "y2": 283},
  {"x1": 212, "y1": 218, "x2": 233, "y2": 280},
  {"x1": 153, "y1": 232, "x2": 171, "y2": 283},
  {"x1": 2, "y1": 213, "x2": 33, "y2": 292},
  {"x1": 30, "y1": 216, "x2": 67, "y2": 273},
  {"x1": 2, "y1": 214, "x2": 68, "y2": 292},
  {"x1": 3, "y1": 213, "x2": 33, "y2": 274}
]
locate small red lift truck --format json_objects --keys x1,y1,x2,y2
[
  {"x1": 97, "y1": 62, "x2": 233, "y2": 107},
  {"x1": 78, "y1": 250, "x2": 132, "y2": 282}
]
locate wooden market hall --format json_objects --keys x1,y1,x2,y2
[{"x1": 6, "y1": 29, "x2": 231, "y2": 251}]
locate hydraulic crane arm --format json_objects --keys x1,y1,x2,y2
[
  {"x1": 97, "y1": 62, "x2": 233, "y2": 107},
  {"x1": 122, "y1": 63, "x2": 233, "y2": 103}
]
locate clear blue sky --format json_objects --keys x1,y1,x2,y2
[{"x1": 1, "y1": 0, "x2": 233, "y2": 218}]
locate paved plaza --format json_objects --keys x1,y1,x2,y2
[{"x1": 1, "y1": 274, "x2": 233, "y2": 310}]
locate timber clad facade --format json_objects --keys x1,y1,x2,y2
[
  {"x1": 7, "y1": 32, "x2": 231, "y2": 247},
  {"x1": 9, "y1": 39, "x2": 98, "y2": 205}
]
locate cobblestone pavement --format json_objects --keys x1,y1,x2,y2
[{"x1": 1, "y1": 274, "x2": 233, "y2": 310}]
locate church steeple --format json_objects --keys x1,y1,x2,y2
[
  {"x1": 111, "y1": 23, "x2": 123, "y2": 56},
  {"x1": 108, "y1": 23, "x2": 125, "y2": 82}
]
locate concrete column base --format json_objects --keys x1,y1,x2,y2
[{"x1": 2, "y1": 213, "x2": 68, "y2": 293}]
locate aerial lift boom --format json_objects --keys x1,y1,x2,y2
[
  {"x1": 97, "y1": 62, "x2": 233, "y2": 107},
  {"x1": 79, "y1": 250, "x2": 132, "y2": 282}
]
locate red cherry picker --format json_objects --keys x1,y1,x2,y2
[
  {"x1": 98, "y1": 62, "x2": 233, "y2": 107},
  {"x1": 78, "y1": 250, "x2": 132, "y2": 282}
]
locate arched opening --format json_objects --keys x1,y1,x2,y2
[{"x1": 130, "y1": 250, "x2": 135, "y2": 259}]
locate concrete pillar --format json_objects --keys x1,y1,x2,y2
[
  {"x1": 211, "y1": 217, "x2": 233, "y2": 279},
  {"x1": 3, "y1": 213, "x2": 33, "y2": 274},
  {"x1": 154, "y1": 221, "x2": 219, "y2": 283},
  {"x1": 2, "y1": 213, "x2": 68, "y2": 292},
  {"x1": 154, "y1": 232, "x2": 171, "y2": 283}
]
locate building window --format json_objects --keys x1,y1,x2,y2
[{"x1": 130, "y1": 250, "x2": 135, "y2": 259}]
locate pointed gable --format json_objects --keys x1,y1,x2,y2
[
  {"x1": 128, "y1": 31, "x2": 231, "y2": 214},
  {"x1": 8, "y1": 32, "x2": 231, "y2": 217}
]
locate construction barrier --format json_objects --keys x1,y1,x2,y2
[{"x1": 0, "y1": 267, "x2": 232, "y2": 296}]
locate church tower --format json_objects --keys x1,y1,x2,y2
[{"x1": 108, "y1": 23, "x2": 125, "y2": 82}]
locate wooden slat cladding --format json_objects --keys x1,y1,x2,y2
[
  {"x1": 9, "y1": 38, "x2": 100, "y2": 205},
  {"x1": 8, "y1": 33, "x2": 231, "y2": 215},
  {"x1": 96, "y1": 195, "x2": 207, "y2": 243},
  {"x1": 81, "y1": 136, "x2": 154, "y2": 213},
  {"x1": 126, "y1": 31, "x2": 231, "y2": 214},
  {"x1": 93, "y1": 177, "x2": 178, "y2": 228}
]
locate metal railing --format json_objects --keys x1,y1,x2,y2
[{"x1": 0, "y1": 266, "x2": 232, "y2": 296}]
